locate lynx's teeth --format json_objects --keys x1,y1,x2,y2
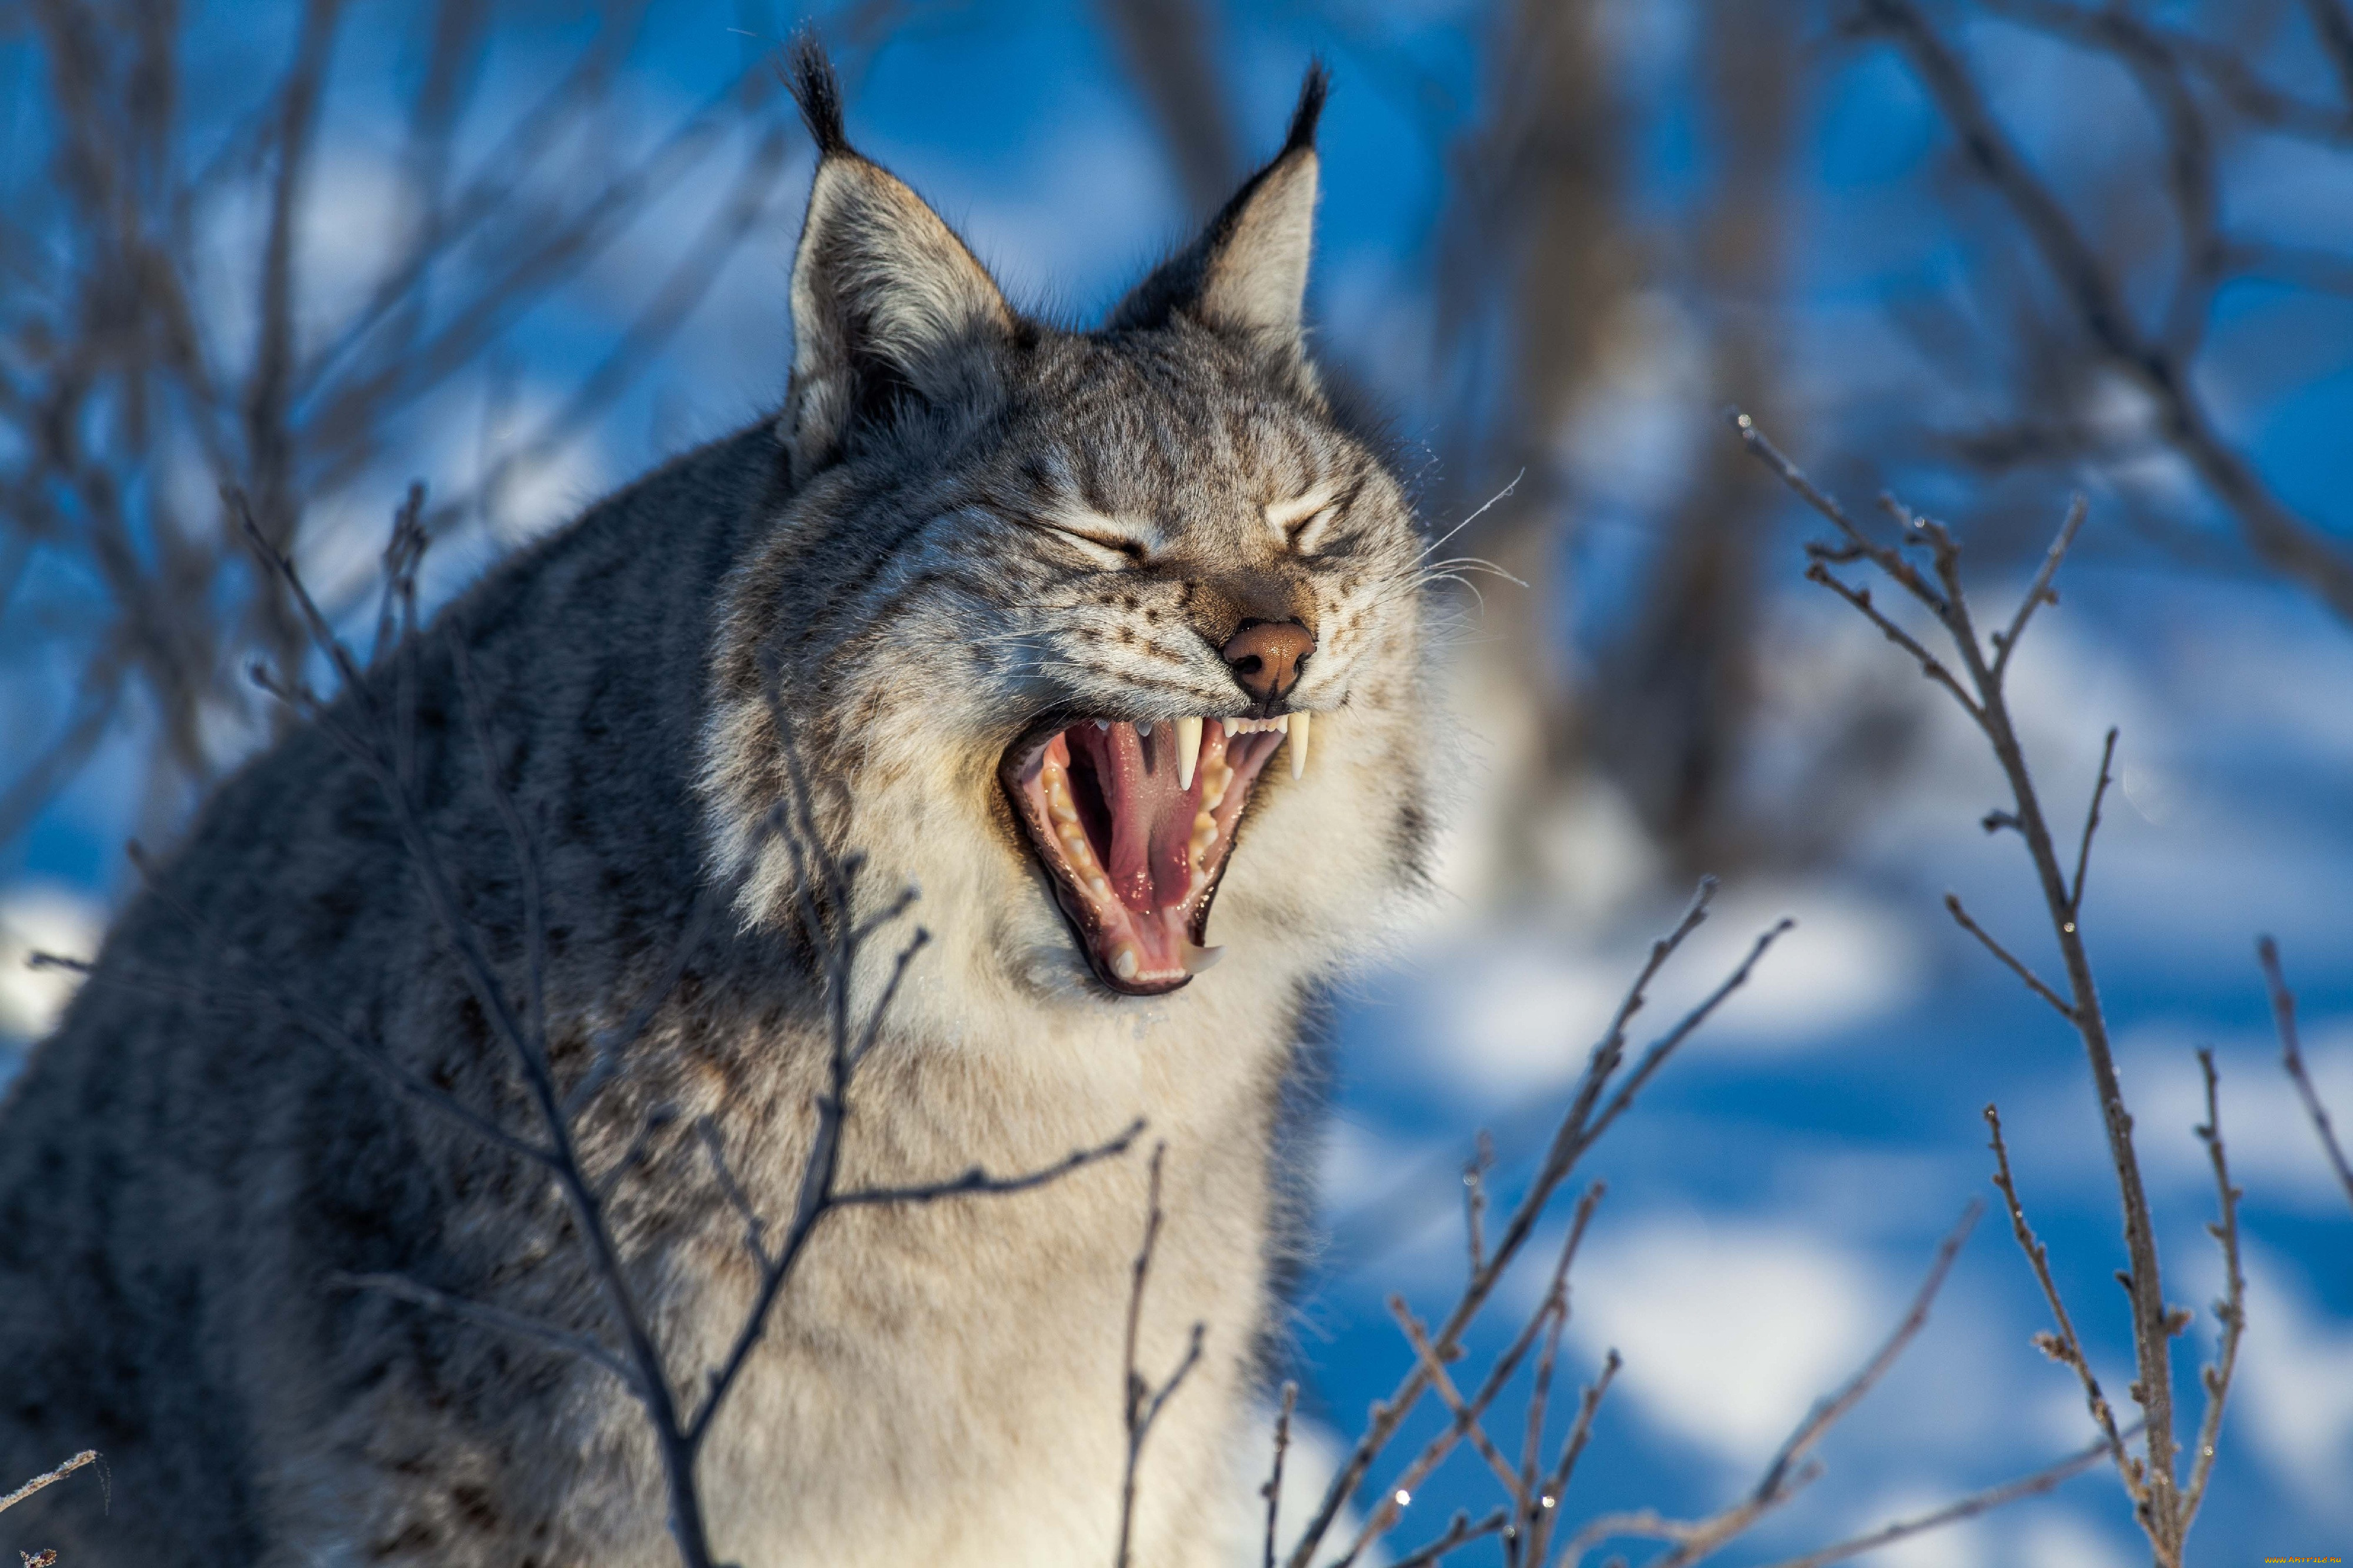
[
  {"x1": 1174, "y1": 716, "x2": 1202, "y2": 790},
  {"x1": 1111, "y1": 945, "x2": 1142, "y2": 982},
  {"x1": 1181, "y1": 942, "x2": 1224, "y2": 975},
  {"x1": 1288, "y1": 711, "x2": 1311, "y2": 779}
]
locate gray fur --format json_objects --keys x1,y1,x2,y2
[{"x1": 0, "y1": 55, "x2": 1432, "y2": 1567}]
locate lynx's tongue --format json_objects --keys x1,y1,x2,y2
[{"x1": 1002, "y1": 718, "x2": 1293, "y2": 995}]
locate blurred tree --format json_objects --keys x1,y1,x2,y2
[
  {"x1": 0, "y1": 1, "x2": 911, "y2": 868},
  {"x1": 1852, "y1": 0, "x2": 2353, "y2": 618},
  {"x1": 1422, "y1": 0, "x2": 1637, "y2": 908}
]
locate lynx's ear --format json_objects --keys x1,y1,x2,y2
[
  {"x1": 781, "y1": 38, "x2": 1016, "y2": 475},
  {"x1": 1105, "y1": 64, "x2": 1327, "y2": 365}
]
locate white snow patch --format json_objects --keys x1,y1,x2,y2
[
  {"x1": 1559, "y1": 1214, "x2": 1885, "y2": 1467},
  {"x1": 0, "y1": 882, "x2": 106, "y2": 1042},
  {"x1": 1837, "y1": 1487, "x2": 1988, "y2": 1568},
  {"x1": 1404, "y1": 879, "x2": 1922, "y2": 1102},
  {"x1": 2234, "y1": 1248, "x2": 2353, "y2": 1517},
  {"x1": 2129, "y1": 1026, "x2": 2353, "y2": 1212}
]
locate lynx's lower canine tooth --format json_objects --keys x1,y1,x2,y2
[
  {"x1": 1181, "y1": 942, "x2": 1224, "y2": 975},
  {"x1": 1112, "y1": 945, "x2": 1141, "y2": 982},
  {"x1": 1174, "y1": 716, "x2": 1202, "y2": 790},
  {"x1": 1288, "y1": 710, "x2": 1311, "y2": 779}
]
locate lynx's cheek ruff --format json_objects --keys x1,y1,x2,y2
[{"x1": 1001, "y1": 715, "x2": 1307, "y2": 994}]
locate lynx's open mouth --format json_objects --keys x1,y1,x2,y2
[{"x1": 1001, "y1": 716, "x2": 1307, "y2": 995}]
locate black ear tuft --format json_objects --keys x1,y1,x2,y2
[
  {"x1": 785, "y1": 31, "x2": 849, "y2": 156},
  {"x1": 1102, "y1": 61, "x2": 1328, "y2": 358},
  {"x1": 1282, "y1": 61, "x2": 1329, "y2": 158}
]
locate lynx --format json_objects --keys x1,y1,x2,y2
[{"x1": 0, "y1": 43, "x2": 1435, "y2": 1567}]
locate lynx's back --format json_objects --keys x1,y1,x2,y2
[{"x1": 0, "y1": 48, "x2": 1434, "y2": 1567}]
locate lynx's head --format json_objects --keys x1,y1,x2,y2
[{"x1": 702, "y1": 42, "x2": 1434, "y2": 1014}]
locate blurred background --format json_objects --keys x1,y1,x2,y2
[{"x1": 2, "y1": 0, "x2": 2350, "y2": 1561}]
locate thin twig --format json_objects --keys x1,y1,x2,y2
[
  {"x1": 830, "y1": 1119, "x2": 1145, "y2": 1206},
  {"x1": 1555, "y1": 1204, "x2": 1984, "y2": 1568},
  {"x1": 0, "y1": 1451, "x2": 97, "y2": 1516},
  {"x1": 1754, "y1": 1201, "x2": 1983, "y2": 1503},
  {"x1": 1804, "y1": 563, "x2": 1983, "y2": 722},
  {"x1": 1465, "y1": 1129, "x2": 1494, "y2": 1280},
  {"x1": 1855, "y1": 0, "x2": 2353, "y2": 628},
  {"x1": 1748, "y1": 1429, "x2": 2121, "y2": 1568},
  {"x1": 1330, "y1": 1186, "x2": 1605, "y2": 1568},
  {"x1": 1117, "y1": 1143, "x2": 1206, "y2": 1568},
  {"x1": 1944, "y1": 893, "x2": 2074, "y2": 1021},
  {"x1": 1994, "y1": 493, "x2": 2087, "y2": 680},
  {"x1": 2068, "y1": 728, "x2": 2119, "y2": 916},
  {"x1": 2259, "y1": 936, "x2": 2353, "y2": 1207},
  {"x1": 1534, "y1": 1350, "x2": 1621, "y2": 1557},
  {"x1": 1286, "y1": 886, "x2": 1787, "y2": 1568},
  {"x1": 1262, "y1": 1381, "x2": 1297, "y2": 1568},
  {"x1": 1742, "y1": 421, "x2": 2185, "y2": 1562},
  {"x1": 1982, "y1": 1103, "x2": 2137, "y2": 1498},
  {"x1": 1392, "y1": 1299, "x2": 1527, "y2": 1503},
  {"x1": 2181, "y1": 1049, "x2": 2244, "y2": 1526},
  {"x1": 1386, "y1": 1508, "x2": 1511, "y2": 1568}
]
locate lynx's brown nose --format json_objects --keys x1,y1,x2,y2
[{"x1": 1221, "y1": 619, "x2": 1315, "y2": 705}]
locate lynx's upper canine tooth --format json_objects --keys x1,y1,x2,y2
[
  {"x1": 1288, "y1": 710, "x2": 1311, "y2": 779},
  {"x1": 1174, "y1": 716, "x2": 1202, "y2": 790}
]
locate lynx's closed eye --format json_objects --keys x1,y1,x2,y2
[
  {"x1": 1034, "y1": 510, "x2": 1158, "y2": 569},
  {"x1": 1265, "y1": 489, "x2": 1339, "y2": 555}
]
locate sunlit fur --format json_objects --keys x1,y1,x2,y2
[{"x1": 0, "y1": 49, "x2": 1434, "y2": 1568}]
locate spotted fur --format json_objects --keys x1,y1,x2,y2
[{"x1": 0, "y1": 44, "x2": 1433, "y2": 1567}]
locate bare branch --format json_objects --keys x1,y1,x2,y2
[
  {"x1": 1983, "y1": 1104, "x2": 2138, "y2": 1499},
  {"x1": 1118, "y1": 1143, "x2": 1207, "y2": 1568},
  {"x1": 1261, "y1": 1381, "x2": 1297, "y2": 1568},
  {"x1": 1464, "y1": 1129, "x2": 1494, "y2": 1281},
  {"x1": 1993, "y1": 493, "x2": 2087, "y2": 680},
  {"x1": 2259, "y1": 936, "x2": 2353, "y2": 1207},
  {"x1": 1945, "y1": 893, "x2": 2075, "y2": 1021},
  {"x1": 1391, "y1": 1298, "x2": 1527, "y2": 1504},
  {"x1": 1286, "y1": 885, "x2": 1790, "y2": 1568},
  {"x1": 1385, "y1": 1508, "x2": 1511, "y2": 1568},
  {"x1": 2068, "y1": 728, "x2": 2119, "y2": 917},
  {"x1": 1331, "y1": 1185, "x2": 1605, "y2": 1568},
  {"x1": 0, "y1": 1450, "x2": 98, "y2": 1517},
  {"x1": 1804, "y1": 564, "x2": 1984, "y2": 724},
  {"x1": 1855, "y1": 0, "x2": 2353, "y2": 628},
  {"x1": 1748, "y1": 1429, "x2": 2119, "y2": 1568},
  {"x1": 1556, "y1": 1204, "x2": 1984, "y2": 1568},
  {"x1": 830, "y1": 1118, "x2": 1145, "y2": 1207},
  {"x1": 1537, "y1": 1350, "x2": 1621, "y2": 1545},
  {"x1": 2180, "y1": 1049, "x2": 2244, "y2": 1526},
  {"x1": 1741, "y1": 416, "x2": 2187, "y2": 1557},
  {"x1": 1754, "y1": 1201, "x2": 1982, "y2": 1504}
]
